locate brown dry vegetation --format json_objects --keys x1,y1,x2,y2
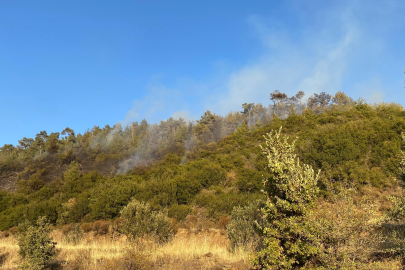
[{"x1": 0, "y1": 228, "x2": 250, "y2": 270}]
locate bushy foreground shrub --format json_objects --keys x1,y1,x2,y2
[
  {"x1": 228, "y1": 127, "x2": 403, "y2": 269},
  {"x1": 251, "y1": 127, "x2": 321, "y2": 269},
  {"x1": 309, "y1": 188, "x2": 387, "y2": 269},
  {"x1": 120, "y1": 200, "x2": 173, "y2": 243},
  {"x1": 17, "y1": 216, "x2": 56, "y2": 270}
]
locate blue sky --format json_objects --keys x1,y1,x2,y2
[{"x1": 1, "y1": 0, "x2": 405, "y2": 146}]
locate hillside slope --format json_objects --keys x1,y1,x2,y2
[{"x1": 0, "y1": 93, "x2": 404, "y2": 231}]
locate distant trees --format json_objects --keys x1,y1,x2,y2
[
  {"x1": 269, "y1": 90, "x2": 306, "y2": 117},
  {"x1": 307, "y1": 92, "x2": 332, "y2": 112},
  {"x1": 332, "y1": 91, "x2": 354, "y2": 107}
]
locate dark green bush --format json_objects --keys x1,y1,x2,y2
[
  {"x1": 17, "y1": 216, "x2": 56, "y2": 270},
  {"x1": 236, "y1": 168, "x2": 263, "y2": 192},
  {"x1": 168, "y1": 204, "x2": 192, "y2": 221},
  {"x1": 174, "y1": 176, "x2": 201, "y2": 204},
  {"x1": 120, "y1": 200, "x2": 173, "y2": 243}
]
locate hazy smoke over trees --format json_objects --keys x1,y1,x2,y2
[{"x1": 0, "y1": 91, "x2": 353, "y2": 177}]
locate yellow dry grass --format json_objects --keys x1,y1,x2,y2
[
  {"x1": 0, "y1": 236, "x2": 18, "y2": 269},
  {"x1": 0, "y1": 228, "x2": 250, "y2": 270}
]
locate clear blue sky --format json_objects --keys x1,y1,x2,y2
[{"x1": 1, "y1": 0, "x2": 405, "y2": 146}]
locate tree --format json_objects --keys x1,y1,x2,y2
[
  {"x1": 251, "y1": 127, "x2": 321, "y2": 269},
  {"x1": 46, "y1": 132, "x2": 60, "y2": 153},
  {"x1": 62, "y1": 127, "x2": 75, "y2": 143},
  {"x1": 307, "y1": 92, "x2": 332, "y2": 112},
  {"x1": 295, "y1": 91, "x2": 305, "y2": 105},
  {"x1": 34, "y1": 131, "x2": 48, "y2": 155},
  {"x1": 332, "y1": 91, "x2": 353, "y2": 107},
  {"x1": 270, "y1": 90, "x2": 288, "y2": 115},
  {"x1": 18, "y1": 137, "x2": 34, "y2": 150},
  {"x1": 241, "y1": 103, "x2": 254, "y2": 116},
  {"x1": 388, "y1": 132, "x2": 405, "y2": 220},
  {"x1": 194, "y1": 110, "x2": 221, "y2": 141},
  {"x1": 0, "y1": 144, "x2": 16, "y2": 153}
]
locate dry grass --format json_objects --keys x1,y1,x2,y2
[
  {"x1": 0, "y1": 228, "x2": 250, "y2": 270},
  {"x1": 0, "y1": 236, "x2": 18, "y2": 269}
]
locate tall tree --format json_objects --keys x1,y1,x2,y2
[
  {"x1": 35, "y1": 131, "x2": 48, "y2": 155},
  {"x1": 332, "y1": 91, "x2": 353, "y2": 107},
  {"x1": 241, "y1": 103, "x2": 254, "y2": 116},
  {"x1": 18, "y1": 137, "x2": 34, "y2": 150},
  {"x1": 46, "y1": 132, "x2": 60, "y2": 153},
  {"x1": 270, "y1": 90, "x2": 287, "y2": 115},
  {"x1": 295, "y1": 91, "x2": 305, "y2": 105},
  {"x1": 62, "y1": 127, "x2": 75, "y2": 143},
  {"x1": 308, "y1": 92, "x2": 332, "y2": 112},
  {"x1": 194, "y1": 110, "x2": 221, "y2": 142}
]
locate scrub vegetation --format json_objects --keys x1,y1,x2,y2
[{"x1": 1, "y1": 91, "x2": 405, "y2": 269}]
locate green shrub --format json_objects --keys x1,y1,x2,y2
[
  {"x1": 120, "y1": 200, "x2": 173, "y2": 243},
  {"x1": 195, "y1": 190, "x2": 262, "y2": 218},
  {"x1": 227, "y1": 200, "x2": 264, "y2": 251},
  {"x1": 168, "y1": 204, "x2": 192, "y2": 221},
  {"x1": 251, "y1": 127, "x2": 321, "y2": 269},
  {"x1": 236, "y1": 168, "x2": 263, "y2": 192},
  {"x1": 309, "y1": 189, "x2": 386, "y2": 270},
  {"x1": 89, "y1": 180, "x2": 137, "y2": 220},
  {"x1": 17, "y1": 216, "x2": 56, "y2": 270},
  {"x1": 173, "y1": 176, "x2": 201, "y2": 204}
]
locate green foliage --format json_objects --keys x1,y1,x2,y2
[
  {"x1": 89, "y1": 177, "x2": 139, "y2": 220},
  {"x1": 168, "y1": 204, "x2": 192, "y2": 221},
  {"x1": 309, "y1": 189, "x2": 386, "y2": 270},
  {"x1": 63, "y1": 161, "x2": 81, "y2": 183},
  {"x1": 236, "y1": 168, "x2": 263, "y2": 192},
  {"x1": 0, "y1": 93, "x2": 404, "y2": 269},
  {"x1": 387, "y1": 132, "x2": 405, "y2": 221},
  {"x1": 251, "y1": 127, "x2": 321, "y2": 269},
  {"x1": 195, "y1": 189, "x2": 263, "y2": 218},
  {"x1": 227, "y1": 200, "x2": 264, "y2": 251},
  {"x1": 120, "y1": 200, "x2": 173, "y2": 243},
  {"x1": 17, "y1": 216, "x2": 56, "y2": 270}
]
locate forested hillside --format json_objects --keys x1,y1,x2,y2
[{"x1": 1, "y1": 91, "x2": 404, "y2": 232}]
